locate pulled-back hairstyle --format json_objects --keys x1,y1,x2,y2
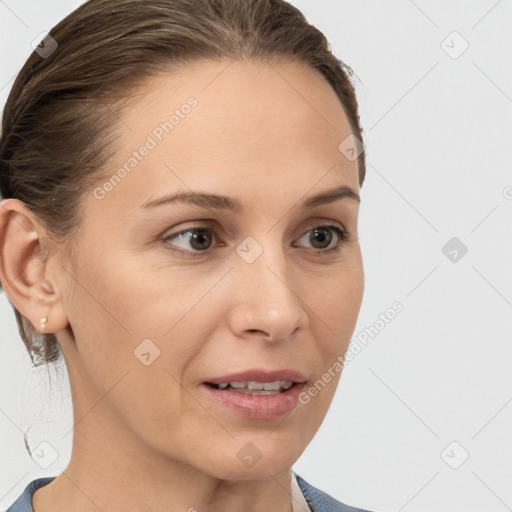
[{"x1": 0, "y1": 0, "x2": 366, "y2": 366}]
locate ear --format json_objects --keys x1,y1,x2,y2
[{"x1": 0, "y1": 198, "x2": 69, "y2": 335}]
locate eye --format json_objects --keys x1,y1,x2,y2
[
  {"x1": 295, "y1": 224, "x2": 349, "y2": 253},
  {"x1": 163, "y1": 225, "x2": 218, "y2": 254},
  {"x1": 162, "y1": 223, "x2": 349, "y2": 256}
]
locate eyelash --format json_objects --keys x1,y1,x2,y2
[{"x1": 162, "y1": 222, "x2": 349, "y2": 257}]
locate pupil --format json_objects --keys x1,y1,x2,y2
[
  {"x1": 191, "y1": 230, "x2": 211, "y2": 250},
  {"x1": 311, "y1": 228, "x2": 332, "y2": 249}
]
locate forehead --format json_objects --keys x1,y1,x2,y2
[
  {"x1": 120, "y1": 57, "x2": 353, "y2": 150},
  {"x1": 93, "y1": 58, "x2": 358, "y2": 218}
]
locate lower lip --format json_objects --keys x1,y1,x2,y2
[{"x1": 201, "y1": 382, "x2": 306, "y2": 419}]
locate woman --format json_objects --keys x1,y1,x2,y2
[{"x1": 0, "y1": 0, "x2": 370, "y2": 510}]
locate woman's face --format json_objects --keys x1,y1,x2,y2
[{"x1": 56, "y1": 58, "x2": 364, "y2": 479}]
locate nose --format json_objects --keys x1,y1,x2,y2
[{"x1": 227, "y1": 241, "x2": 309, "y2": 343}]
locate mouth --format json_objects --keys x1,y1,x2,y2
[
  {"x1": 204, "y1": 380, "x2": 298, "y2": 395},
  {"x1": 201, "y1": 371, "x2": 307, "y2": 419}
]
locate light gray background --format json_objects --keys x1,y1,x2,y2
[{"x1": 1, "y1": 1, "x2": 511, "y2": 511}]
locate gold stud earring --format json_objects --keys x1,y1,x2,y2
[{"x1": 40, "y1": 316, "x2": 48, "y2": 333}]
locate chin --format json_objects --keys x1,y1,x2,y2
[{"x1": 206, "y1": 440, "x2": 301, "y2": 481}]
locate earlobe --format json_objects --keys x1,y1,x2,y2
[
  {"x1": 0, "y1": 198, "x2": 69, "y2": 335},
  {"x1": 40, "y1": 315, "x2": 48, "y2": 333}
]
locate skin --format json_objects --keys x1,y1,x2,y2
[{"x1": 0, "y1": 58, "x2": 364, "y2": 512}]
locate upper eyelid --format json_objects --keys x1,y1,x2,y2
[{"x1": 163, "y1": 218, "x2": 347, "y2": 237}]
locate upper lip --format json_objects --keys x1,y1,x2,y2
[{"x1": 205, "y1": 368, "x2": 306, "y2": 385}]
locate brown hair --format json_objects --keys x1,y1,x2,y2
[{"x1": 0, "y1": 0, "x2": 366, "y2": 366}]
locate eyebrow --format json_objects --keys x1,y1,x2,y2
[{"x1": 140, "y1": 185, "x2": 360, "y2": 213}]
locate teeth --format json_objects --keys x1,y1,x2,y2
[
  {"x1": 247, "y1": 382, "x2": 265, "y2": 390},
  {"x1": 212, "y1": 380, "x2": 294, "y2": 391},
  {"x1": 230, "y1": 381, "x2": 247, "y2": 388}
]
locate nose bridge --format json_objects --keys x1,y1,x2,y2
[
  {"x1": 237, "y1": 232, "x2": 290, "y2": 297},
  {"x1": 230, "y1": 232, "x2": 306, "y2": 339}
]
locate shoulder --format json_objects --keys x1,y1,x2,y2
[
  {"x1": 295, "y1": 474, "x2": 374, "y2": 512},
  {"x1": 4, "y1": 477, "x2": 56, "y2": 512}
]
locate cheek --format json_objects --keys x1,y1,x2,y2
[
  {"x1": 311, "y1": 259, "x2": 364, "y2": 347},
  {"x1": 62, "y1": 259, "x2": 206, "y2": 448},
  {"x1": 63, "y1": 250, "x2": 223, "y2": 393}
]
